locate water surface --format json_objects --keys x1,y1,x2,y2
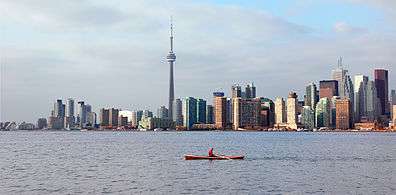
[{"x1": 0, "y1": 131, "x2": 395, "y2": 194}]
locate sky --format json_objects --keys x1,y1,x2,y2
[{"x1": 1, "y1": 0, "x2": 395, "y2": 123}]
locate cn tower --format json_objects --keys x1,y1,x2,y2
[{"x1": 166, "y1": 18, "x2": 176, "y2": 120}]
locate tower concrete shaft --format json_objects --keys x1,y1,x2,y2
[{"x1": 166, "y1": 18, "x2": 176, "y2": 120}]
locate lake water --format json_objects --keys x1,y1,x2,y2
[{"x1": 0, "y1": 131, "x2": 395, "y2": 194}]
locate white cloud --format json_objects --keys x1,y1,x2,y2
[{"x1": 0, "y1": 0, "x2": 395, "y2": 122}]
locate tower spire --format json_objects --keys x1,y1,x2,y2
[{"x1": 170, "y1": 16, "x2": 174, "y2": 53}]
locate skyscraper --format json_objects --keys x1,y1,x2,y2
[
  {"x1": 54, "y1": 99, "x2": 64, "y2": 118},
  {"x1": 354, "y1": 75, "x2": 368, "y2": 122},
  {"x1": 259, "y1": 98, "x2": 275, "y2": 127},
  {"x1": 366, "y1": 81, "x2": 379, "y2": 121},
  {"x1": 99, "y1": 108, "x2": 110, "y2": 127},
  {"x1": 183, "y1": 97, "x2": 197, "y2": 130},
  {"x1": 245, "y1": 83, "x2": 256, "y2": 99},
  {"x1": 206, "y1": 105, "x2": 214, "y2": 124},
  {"x1": 331, "y1": 57, "x2": 354, "y2": 100},
  {"x1": 232, "y1": 98, "x2": 260, "y2": 130},
  {"x1": 166, "y1": 18, "x2": 176, "y2": 121},
  {"x1": 196, "y1": 99, "x2": 207, "y2": 124},
  {"x1": 374, "y1": 69, "x2": 389, "y2": 116},
  {"x1": 319, "y1": 80, "x2": 339, "y2": 99},
  {"x1": 391, "y1": 90, "x2": 396, "y2": 105},
  {"x1": 214, "y1": 92, "x2": 227, "y2": 129},
  {"x1": 173, "y1": 99, "x2": 183, "y2": 126},
  {"x1": 231, "y1": 85, "x2": 242, "y2": 98},
  {"x1": 287, "y1": 92, "x2": 298, "y2": 129},
  {"x1": 109, "y1": 108, "x2": 119, "y2": 127},
  {"x1": 316, "y1": 97, "x2": 331, "y2": 128},
  {"x1": 305, "y1": 82, "x2": 318, "y2": 110},
  {"x1": 275, "y1": 97, "x2": 286, "y2": 124},
  {"x1": 336, "y1": 98, "x2": 353, "y2": 130},
  {"x1": 157, "y1": 106, "x2": 169, "y2": 119},
  {"x1": 301, "y1": 106, "x2": 315, "y2": 129},
  {"x1": 78, "y1": 101, "x2": 86, "y2": 127}
]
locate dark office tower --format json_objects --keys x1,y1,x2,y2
[
  {"x1": 305, "y1": 82, "x2": 318, "y2": 110},
  {"x1": 374, "y1": 69, "x2": 389, "y2": 116},
  {"x1": 54, "y1": 99, "x2": 63, "y2": 118},
  {"x1": 231, "y1": 85, "x2": 242, "y2": 98},
  {"x1": 206, "y1": 105, "x2": 214, "y2": 124},
  {"x1": 78, "y1": 101, "x2": 86, "y2": 127},
  {"x1": 197, "y1": 99, "x2": 207, "y2": 124},
  {"x1": 259, "y1": 98, "x2": 275, "y2": 127},
  {"x1": 109, "y1": 108, "x2": 119, "y2": 127},
  {"x1": 166, "y1": 18, "x2": 176, "y2": 122},
  {"x1": 183, "y1": 97, "x2": 197, "y2": 130},
  {"x1": 245, "y1": 83, "x2": 256, "y2": 99},
  {"x1": 392, "y1": 90, "x2": 396, "y2": 105},
  {"x1": 319, "y1": 80, "x2": 339, "y2": 99},
  {"x1": 99, "y1": 108, "x2": 110, "y2": 127}
]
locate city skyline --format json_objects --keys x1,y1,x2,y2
[{"x1": 1, "y1": 0, "x2": 396, "y2": 122}]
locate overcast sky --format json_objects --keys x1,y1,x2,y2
[{"x1": 1, "y1": 0, "x2": 395, "y2": 122}]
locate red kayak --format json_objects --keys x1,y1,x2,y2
[{"x1": 184, "y1": 155, "x2": 244, "y2": 160}]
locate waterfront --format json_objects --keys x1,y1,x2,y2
[{"x1": 0, "y1": 131, "x2": 395, "y2": 194}]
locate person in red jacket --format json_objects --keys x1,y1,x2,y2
[{"x1": 208, "y1": 148, "x2": 215, "y2": 157}]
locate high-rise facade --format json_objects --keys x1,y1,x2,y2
[
  {"x1": 196, "y1": 99, "x2": 207, "y2": 124},
  {"x1": 245, "y1": 83, "x2": 256, "y2": 99},
  {"x1": 231, "y1": 85, "x2": 242, "y2": 98},
  {"x1": 109, "y1": 108, "x2": 119, "y2": 127},
  {"x1": 77, "y1": 101, "x2": 87, "y2": 127},
  {"x1": 391, "y1": 90, "x2": 396, "y2": 105},
  {"x1": 206, "y1": 105, "x2": 214, "y2": 124},
  {"x1": 157, "y1": 106, "x2": 169, "y2": 119},
  {"x1": 301, "y1": 106, "x2": 315, "y2": 129},
  {"x1": 316, "y1": 97, "x2": 331, "y2": 128},
  {"x1": 166, "y1": 19, "x2": 176, "y2": 122},
  {"x1": 287, "y1": 92, "x2": 298, "y2": 129},
  {"x1": 99, "y1": 108, "x2": 110, "y2": 127},
  {"x1": 214, "y1": 92, "x2": 227, "y2": 129},
  {"x1": 275, "y1": 97, "x2": 286, "y2": 124},
  {"x1": 232, "y1": 98, "x2": 260, "y2": 130},
  {"x1": 319, "y1": 80, "x2": 339, "y2": 99},
  {"x1": 335, "y1": 98, "x2": 353, "y2": 130},
  {"x1": 393, "y1": 105, "x2": 396, "y2": 125},
  {"x1": 259, "y1": 98, "x2": 275, "y2": 127},
  {"x1": 354, "y1": 75, "x2": 368, "y2": 122},
  {"x1": 366, "y1": 81, "x2": 379, "y2": 121},
  {"x1": 305, "y1": 82, "x2": 318, "y2": 110},
  {"x1": 173, "y1": 99, "x2": 183, "y2": 126},
  {"x1": 331, "y1": 58, "x2": 354, "y2": 101},
  {"x1": 65, "y1": 98, "x2": 75, "y2": 128},
  {"x1": 374, "y1": 69, "x2": 389, "y2": 116},
  {"x1": 183, "y1": 97, "x2": 197, "y2": 130}
]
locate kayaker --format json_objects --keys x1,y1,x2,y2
[{"x1": 208, "y1": 148, "x2": 215, "y2": 157}]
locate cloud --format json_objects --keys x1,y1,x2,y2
[
  {"x1": 333, "y1": 22, "x2": 367, "y2": 33},
  {"x1": 1, "y1": 0, "x2": 395, "y2": 122}
]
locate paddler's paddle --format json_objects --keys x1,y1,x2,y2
[{"x1": 216, "y1": 154, "x2": 231, "y2": 160}]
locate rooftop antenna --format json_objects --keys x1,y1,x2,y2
[{"x1": 170, "y1": 16, "x2": 174, "y2": 53}]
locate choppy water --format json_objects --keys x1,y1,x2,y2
[{"x1": 0, "y1": 131, "x2": 395, "y2": 194}]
